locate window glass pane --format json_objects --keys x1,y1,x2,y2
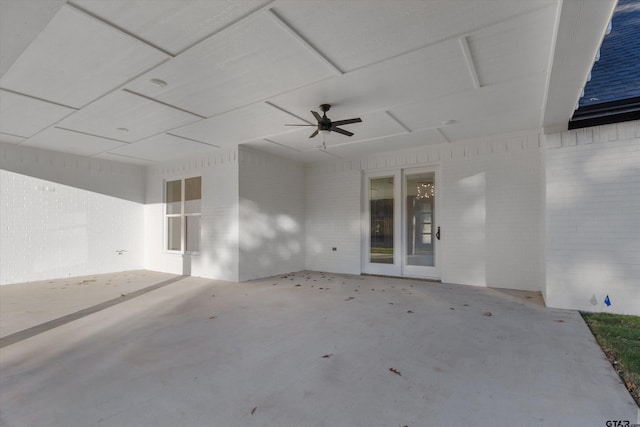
[
  {"x1": 166, "y1": 180, "x2": 181, "y2": 215},
  {"x1": 405, "y1": 172, "x2": 435, "y2": 267},
  {"x1": 185, "y1": 199, "x2": 201, "y2": 215},
  {"x1": 185, "y1": 216, "x2": 200, "y2": 252},
  {"x1": 370, "y1": 177, "x2": 394, "y2": 264},
  {"x1": 185, "y1": 177, "x2": 201, "y2": 214},
  {"x1": 167, "y1": 217, "x2": 181, "y2": 251},
  {"x1": 185, "y1": 177, "x2": 201, "y2": 201}
]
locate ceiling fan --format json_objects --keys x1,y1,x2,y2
[{"x1": 286, "y1": 104, "x2": 362, "y2": 139}]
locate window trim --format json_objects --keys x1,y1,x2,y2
[{"x1": 164, "y1": 177, "x2": 201, "y2": 255}]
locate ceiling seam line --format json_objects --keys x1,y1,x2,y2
[
  {"x1": 122, "y1": 89, "x2": 207, "y2": 118},
  {"x1": 53, "y1": 126, "x2": 129, "y2": 144},
  {"x1": 265, "y1": 8, "x2": 344, "y2": 76},
  {"x1": 264, "y1": 101, "x2": 314, "y2": 125},
  {"x1": 346, "y1": 3, "x2": 556, "y2": 74},
  {"x1": 172, "y1": 0, "x2": 277, "y2": 57},
  {"x1": 323, "y1": 131, "x2": 410, "y2": 150},
  {"x1": 437, "y1": 128, "x2": 450, "y2": 143},
  {"x1": 0, "y1": 88, "x2": 78, "y2": 110},
  {"x1": 184, "y1": 74, "x2": 337, "y2": 122},
  {"x1": 385, "y1": 111, "x2": 413, "y2": 133},
  {"x1": 65, "y1": 1, "x2": 175, "y2": 57},
  {"x1": 459, "y1": 37, "x2": 481, "y2": 89},
  {"x1": 165, "y1": 133, "x2": 221, "y2": 148},
  {"x1": 263, "y1": 138, "x2": 303, "y2": 153},
  {"x1": 0, "y1": 131, "x2": 30, "y2": 139}
]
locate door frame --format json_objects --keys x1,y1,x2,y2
[{"x1": 362, "y1": 166, "x2": 441, "y2": 279}]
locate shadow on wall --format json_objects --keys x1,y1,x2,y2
[
  {"x1": 175, "y1": 199, "x2": 303, "y2": 282},
  {"x1": 546, "y1": 146, "x2": 640, "y2": 314},
  {"x1": 442, "y1": 171, "x2": 487, "y2": 287},
  {"x1": 237, "y1": 199, "x2": 303, "y2": 281}
]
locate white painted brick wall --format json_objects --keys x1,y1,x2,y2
[
  {"x1": 304, "y1": 167, "x2": 361, "y2": 275},
  {"x1": 0, "y1": 143, "x2": 145, "y2": 285},
  {"x1": 144, "y1": 149, "x2": 240, "y2": 282},
  {"x1": 546, "y1": 120, "x2": 640, "y2": 315},
  {"x1": 0, "y1": 169, "x2": 144, "y2": 284},
  {"x1": 238, "y1": 148, "x2": 305, "y2": 281},
  {"x1": 0, "y1": 142, "x2": 145, "y2": 203},
  {"x1": 305, "y1": 132, "x2": 544, "y2": 292}
]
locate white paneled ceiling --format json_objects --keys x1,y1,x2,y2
[
  {"x1": 22, "y1": 127, "x2": 125, "y2": 156},
  {"x1": 0, "y1": 0, "x2": 66, "y2": 77},
  {"x1": 271, "y1": 0, "x2": 555, "y2": 72},
  {"x1": 0, "y1": 89, "x2": 75, "y2": 137},
  {"x1": 57, "y1": 90, "x2": 202, "y2": 143},
  {"x1": 0, "y1": 5, "x2": 169, "y2": 109},
  {"x1": 125, "y1": 10, "x2": 339, "y2": 118},
  {"x1": 103, "y1": 133, "x2": 217, "y2": 163},
  {"x1": 0, "y1": 0, "x2": 615, "y2": 163},
  {"x1": 170, "y1": 102, "x2": 307, "y2": 147},
  {"x1": 70, "y1": 0, "x2": 272, "y2": 55}
]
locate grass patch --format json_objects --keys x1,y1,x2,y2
[{"x1": 581, "y1": 312, "x2": 640, "y2": 407}]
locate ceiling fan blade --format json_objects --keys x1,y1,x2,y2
[
  {"x1": 285, "y1": 124, "x2": 315, "y2": 126},
  {"x1": 309, "y1": 129, "x2": 319, "y2": 138},
  {"x1": 331, "y1": 127, "x2": 354, "y2": 137},
  {"x1": 331, "y1": 118, "x2": 362, "y2": 127},
  {"x1": 311, "y1": 111, "x2": 322, "y2": 122}
]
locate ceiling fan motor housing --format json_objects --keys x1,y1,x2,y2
[{"x1": 318, "y1": 104, "x2": 332, "y2": 130}]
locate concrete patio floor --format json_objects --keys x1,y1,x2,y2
[{"x1": 0, "y1": 270, "x2": 637, "y2": 426}]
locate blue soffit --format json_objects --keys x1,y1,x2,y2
[{"x1": 569, "y1": 0, "x2": 640, "y2": 129}]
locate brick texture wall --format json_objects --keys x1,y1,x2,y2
[
  {"x1": 0, "y1": 143, "x2": 145, "y2": 284},
  {"x1": 305, "y1": 132, "x2": 544, "y2": 291},
  {"x1": 144, "y1": 148, "x2": 239, "y2": 282},
  {"x1": 238, "y1": 148, "x2": 305, "y2": 281},
  {"x1": 545, "y1": 120, "x2": 640, "y2": 314}
]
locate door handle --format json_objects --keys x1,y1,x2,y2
[{"x1": 436, "y1": 226, "x2": 441, "y2": 240}]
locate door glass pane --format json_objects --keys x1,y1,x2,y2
[
  {"x1": 167, "y1": 217, "x2": 181, "y2": 251},
  {"x1": 405, "y1": 172, "x2": 435, "y2": 267},
  {"x1": 370, "y1": 177, "x2": 394, "y2": 264},
  {"x1": 166, "y1": 180, "x2": 181, "y2": 215},
  {"x1": 185, "y1": 177, "x2": 201, "y2": 214},
  {"x1": 185, "y1": 216, "x2": 200, "y2": 252}
]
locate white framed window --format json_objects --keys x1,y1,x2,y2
[{"x1": 165, "y1": 176, "x2": 201, "y2": 253}]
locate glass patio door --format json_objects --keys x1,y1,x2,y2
[
  {"x1": 363, "y1": 168, "x2": 439, "y2": 279},
  {"x1": 403, "y1": 169, "x2": 439, "y2": 278}
]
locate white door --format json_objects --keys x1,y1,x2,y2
[{"x1": 363, "y1": 167, "x2": 440, "y2": 279}]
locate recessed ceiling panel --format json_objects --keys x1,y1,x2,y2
[
  {"x1": 22, "y1": 127, "x2": 125, "y2": 156},
  {"x1": 0, "y1": 5, "x2": 169, "y2": 108},
  {"x1": 269, "y1": 37, "x2": 472, "y2": 121},
  {"x1": 0, "y1": 90, "x2": 75, "y2": 137},
  {"x1": 329, "y1": 128, "x2": 448, "y2": 158},
  {"x1": 71, "y1": 0, "x2": 271, "y2": 55},
  {"x1": 467, "y1": 5, "x2": 556, "y2": 86},
  {"x1": 57, "y1": 90, "x2": 202, "y2": 143},
  {"x1": 273, "y1": 0, "x2": 555, "y2": 72},
  {"x1": 390, "y1": 75, "x2": 545, "y2": 133},
  {"x1": 104, "y1": 133, "x2": 218, "y2": 163},
  {"x1": 170, "y1": 103, "x2": 307, "y2": 147},
  {"x1": 440, "y1": 108, "x2": 541, "y2": 142},
  {"x1": 125, "y1": 11, "x2": 338, "y2": 118},
  {"x1": 243, "y1": 140, "x2": 339, "y2": 163},
  {"x1": 268, "y1": 111, "x2": 407, "y2": 152},
  {"x1": 0, "y1": 0, "x2": 66, "y2": 77}
]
